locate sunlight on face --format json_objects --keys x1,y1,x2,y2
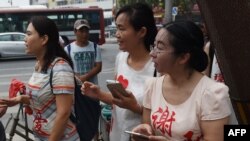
[
  {"x1": 115, "y1": 13, "x2": 141, "y2": 51},
  {"x1": 25, "y1": 23, "x2": 44, "y2": 57}
]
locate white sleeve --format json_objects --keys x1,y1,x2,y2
[{"x1": 201, "y1": 82, "x2": 232, "y2": 120}]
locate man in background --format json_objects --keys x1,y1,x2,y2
[{"x1": 64, "y1": 19, "x2": 102, "y2": 140}]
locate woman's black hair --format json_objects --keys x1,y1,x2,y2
[
  {"x1": 115, "y1": 2, "x2": 157, "y2": 52},
  {"x1": 164, "y1": 20, "x2": 208, "y2": 72},
  {"x1": 29, "y1": 16, "x2": 73, "y2": 73}
]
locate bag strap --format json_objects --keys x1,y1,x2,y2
[
  {"x1": 67, "y1": 44, "x2": 71, "y2": 56},
  {"x1": 49, "y1": 58, "x2": 62, "y2": 94},
  {"x1": 49, "y1": 58, "x2": 77, "y2": 124},
  {"x1": 93, "y1": 42, "x2": 97, "y2": 58}
]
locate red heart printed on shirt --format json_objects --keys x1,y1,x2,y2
[{"x1": 117, "y1": 75, "x2": 128, "y2": 89}]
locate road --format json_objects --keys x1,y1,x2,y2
[{"x1": 0, "y1": 42, "x2": 119, "y2": 140}]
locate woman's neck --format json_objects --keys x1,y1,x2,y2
[
  {"x1": 166, "y1": 70, "x2": 202, "y2": 88},
  {"x1": 127, "y1": 46, "x2": 151, "y2": 71}
]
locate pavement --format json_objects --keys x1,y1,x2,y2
[
  {"x1": 105, "y1": 37, "x2": 117, "y2": 44},
  {"x1": 3, "y1": 105, "x2": 35, "y2": 141}
]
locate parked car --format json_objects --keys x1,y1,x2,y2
[
  {"x1": 105, "y1": 23, "x2": 116, "y2": 38},
  {"x1": 0, "y1": 32, "x2": 32, "y2": 59}
]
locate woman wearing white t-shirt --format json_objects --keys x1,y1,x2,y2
[
  {"x1": 81, "y1": 3, "x2": 157, "y2": 141},
  {"x1": 132, "y1": 21, "x2": 237, "y2": 141}
]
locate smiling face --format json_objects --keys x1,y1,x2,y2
[
  {"x1": 115, "y1": 13, "x2": 142, "y2": 52},
  {"x1": 24, "y1": 23, "x2": 46, "y2": 58}
]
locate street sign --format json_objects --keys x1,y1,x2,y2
[{"x1": 172, "y1": 7, "x2": 178, "y2": 16}]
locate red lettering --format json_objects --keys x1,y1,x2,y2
[{"x1": 152, "y1": 106, "x2": 175, "y2": 136}]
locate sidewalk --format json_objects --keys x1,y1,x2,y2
[
  {"x1": 105, "y1": 37, "x2": 117, "y2": 44},
  {"x1": 6, "y1": 133, "x2": 35, "y2": 141}
]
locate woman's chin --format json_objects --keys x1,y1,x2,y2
[{"x1": 25, "y1": 50, "x2": 33, "y2": 56}]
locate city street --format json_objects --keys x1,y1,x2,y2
[{"x1": 0, "y1": 41, "x2": 119, "y2": 140}]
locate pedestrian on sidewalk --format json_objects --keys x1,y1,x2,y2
[{"x1": 0, "y1": 16, "x2": 79, "y2": 141}]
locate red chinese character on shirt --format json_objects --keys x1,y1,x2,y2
[
  {"x1": 152, "y1": 106, "x2": 175, "y2": 136},
  {"x1": 33, "y1": 111, "x2": 49, "y2": 136},
  {"x1": 214, "y1": 73, "x2": 224, "y2": 82}
]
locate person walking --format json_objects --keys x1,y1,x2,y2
[
  {"x1": 131, "y1": 20, "x2": 237, "y2": 141},
  {"x1": 0, "y1": 16, "x2": 79, "y2": 141},
  {"x1": 81, "y1": 2, "x2": 157, "y2": 141},
  {"x1": 64, "y1": 19, "x2": 102, "y2": 140}
]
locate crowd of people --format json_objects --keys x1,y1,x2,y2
[{"x1": 0, "y1": 2, "x2": 237, "y2": 141}]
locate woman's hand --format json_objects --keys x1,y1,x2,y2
[
  {"x1": 131, "y1": 123, "x2": 153, "y2": 141},
  {"x1": 132, "y1": 124, "x2": 168, "y2": 141},
  {"x1": 0, "y1": 96, "x2": 22, "y2": 107},
  {"x1": 81, "y1": 81, "x2": 101, "y2": 100},
  {"x1": 0, "y1": 102, "x2": 7, "y2": 117},
  {"x1": 112, "y1": 90, "x2": 142, "y2": 114},
  {"x1": 148, "y1": 136, "x2": 169, "y2": 141}
]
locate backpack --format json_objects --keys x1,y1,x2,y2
[{"x1": 50, "y1": 58, "x2": 101, "y2": 141}]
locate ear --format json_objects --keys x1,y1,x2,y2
[
  {"x1": 41, "y1": 35, "x2": 48, "y2": 46},
  {"x1": 137, "y1": 27, "x2": 147, "y2": 38},
  {"x1": 178, "y1": 53, "x2": 190, "y2": 65}
]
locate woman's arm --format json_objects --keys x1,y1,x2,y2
[
  {"x1": 81, "y1": 81, "x2": 113, "y2": 105},
  {"x1": 201, "y1": 116, "x2": 229, "y2": 141},
  {"x1": 49, "y1": 94, "x2": 73, "y2": 141},
  {"x1": 0, "y1": 95, "x2": 30, "y2": 107},
  {"x1": 142, "y1": 107, "x2": 151, "y2": 124}
]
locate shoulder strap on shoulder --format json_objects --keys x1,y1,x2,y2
[
  {"x1": 67, "y1": 44, "x2": 71, "y2": 55},
  {"x1": 93, "y1": 42, "x2": 97, "y2": 58},
  {"x1": 49, "y1": 58, "x2": 63, "y2": 93},
  {"x1": 48, "y1": 58, "x2": 77, "y2": 124}
]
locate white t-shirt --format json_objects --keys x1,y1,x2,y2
[
  {"x1": 64, "y1": 41, "x2": 102, "y2": 84},
  {"x1": 109, "y1": 52, "x2": 155, "y2": 141},
  {"x1": 143, "y1": 75, "x2": 237, "y2": 140},
  {"x1": 211, "y1": 54, "x2": 225, "y2": 82}
]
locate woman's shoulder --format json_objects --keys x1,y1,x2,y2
[
  {"x1": 50, "y1": 57, "x2": 73, "y2": 72},
  {"x1": 116, "y1": 51, "x2": 128, "y2": 62},
  {"x1": 199, "y1": 76, "x2": 232, "y2": 120},
  {"x1": 145, "y1": 76, "x2": 164, "y2": 87},
  {"x1": 198, "y1": 76, "x2": 230, "y2": 107},
  {"x1": 117, "y1": 51, "x2": 128, "y2": 58},
  {"x1": 201, "y1": 76, "x2": 229, "y2": 92}
]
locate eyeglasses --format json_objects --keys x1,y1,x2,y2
[{"x1": 150, "y1": 45, "x2": 173, "y2": 54}]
